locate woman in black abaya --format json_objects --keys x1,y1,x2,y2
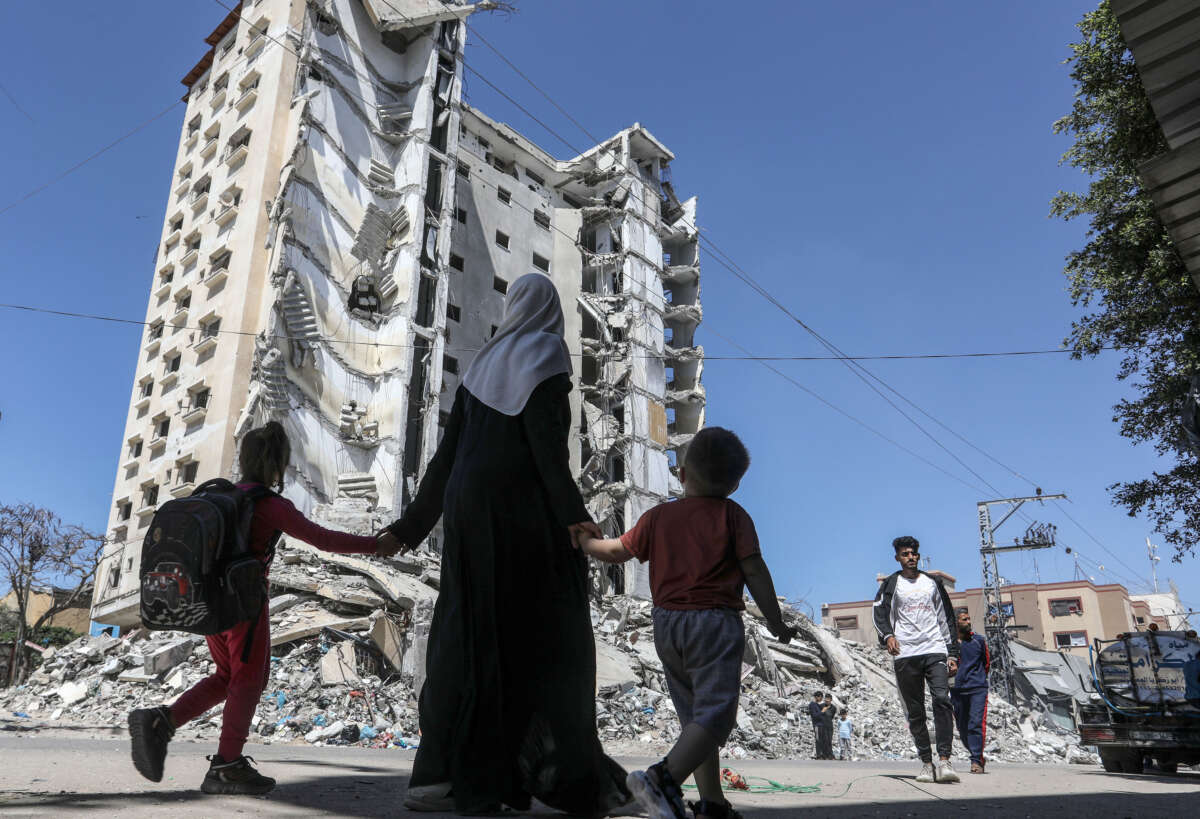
[{"x1": 384, "y1": 274, "x2": 629, "y2": 815}]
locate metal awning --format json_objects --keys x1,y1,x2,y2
[{"x1": 1113, "y1": 0, "x2": 1200, "y2": 290}]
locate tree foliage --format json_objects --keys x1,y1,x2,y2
[
  {"x1": 0, "y1": 504, "x2": 101, "y2": 685},
  {"x1": 1051, "y1": 1, "x2": 1200, "y2": 561}
]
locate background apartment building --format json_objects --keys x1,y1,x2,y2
[
  {"x1": 823, "y1": 575, "x2": 1191, "y2": 658},
  {"x1": 91, "y1": 0, "x2": 703, "y2": 627}
]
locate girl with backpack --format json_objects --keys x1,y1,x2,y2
[{"x1": 128, "y1": 421, "x2": 388, "y2": 794}]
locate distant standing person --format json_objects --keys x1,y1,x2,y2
[
  {"x1": 950, "y1": 610, "x2": 990, "y2": 773},
  {"x1": 821, "y1": 693, "x2": 836, "y2": 760},
  {"x1": 808, "y1": 691, "x2": 825, "y2": 759},
  {"x1": 873, "y1": 535, "x2": 961, "y2": 784},
  {"x1": 837, "y1": 709, "x2": 853, "y2": 760}
]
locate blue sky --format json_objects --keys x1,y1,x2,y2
[{"x1": 1, "y1": 1, "x2": 1194, "y2": 615}]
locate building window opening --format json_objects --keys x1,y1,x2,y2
[
  {"x1": 495, "y1": 230, "x2": 509, "y2": 250},
  {"x1": 141, "y1": 380, "x2": 154, "y2": 398},
  {"x1": 119, "y1": 501, "x2": 132, "y2": 521},
  {"x1": 490, "y1": 324, "x2": 498, "y2": 338},
  {"x1": 526, "y1": 169, "x2": 545, "y2": 187},
  {"x1": 456, "y1": 161, "x2": 470, "y2": 178},
  {"x1": 444, "y1": 355, "x2": 459, "y2": 375},
  {"x1": 170, "y1": 216, "x2": 184, "y2": 233},
  {"x1": 143, "y1": 484, "x2": 159, "y2": 507},
  {"x1": 532, "y1": 253, "x2": 550, "y2": 273},
  {"x1": 834, "y1": 616, "x2": 859, "y2": 631},
  {"x1": 130, "y1": 440, "x2": 143, "y2": 458},
  {"x1": 191, "y1": 388, "x2": 211, "y2": 411},
  {"x1": 181, "y1": 461, "x2": 199, "y2": 484},
  {"x1": 1054, "y1": 631, "x2": 1088, "y2": 649},
  {"x1": 493, "y1": 276, "x2": 508, "y2": 295},
  {"x1": 166, "y1": 354, "x2": 182, "y2": 374},
  {"x1": 455, "y1": 207, "x2": 467, "y2": 225},
  {"x1": 1049, "y1": 598, "x2": 1083, "y2": 617},
  {"x1": 446, "y1": 303, "x2": 461, "y2": 322},
  {"x1": 449, "y1": 253, "x2": 464, "y2": 272},
  {"x1": 534, "y1": 210, "x2": 550, "y2": 231},
  {"x1": 415, "y1": 274, "x2": 436, "y2": 327},
  {"x1": 155, "y1": 417, "x2": 171, "y2": 439},
  {"x1": 497, "y1": 187, "x2": 511, "y2": 205},
  {"x1": 348, "y1": 275, "x2": 383, "y2": 315}
]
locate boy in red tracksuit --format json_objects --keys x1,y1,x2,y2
[{"x1": 128, "y1": 422, "x2": 387, "y2": 794}]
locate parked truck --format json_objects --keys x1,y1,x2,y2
[{"x1": 1076, "y1": 626, "x2": 1200, "y2": 773}]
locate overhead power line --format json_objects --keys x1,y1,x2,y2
[{"x1": 0, "y1": 302, "x2": 1096, "y2": 362}]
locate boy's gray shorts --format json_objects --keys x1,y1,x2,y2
[{"x1": 652, "y1": 606, "x2": 745, "y2": 743}]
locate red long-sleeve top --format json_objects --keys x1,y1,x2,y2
[{"x1": 238, "y1": 483, "x2": 377, "y2": 571}]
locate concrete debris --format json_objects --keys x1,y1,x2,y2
[{"x1": 0, "y1": 541, "x2": 1099, "y2": 766}]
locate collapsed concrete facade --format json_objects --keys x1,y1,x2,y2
[{"x1": 92, "y1": 0, "x2": 703, "y2": 627}]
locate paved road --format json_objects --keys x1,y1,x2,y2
[{"x1": 0, "y1": 735, "x2": 1197, "y2": 816}]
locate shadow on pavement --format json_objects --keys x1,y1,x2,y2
[{"x1": 4, "y1": 772, "x2": 1199, "y2": 817}]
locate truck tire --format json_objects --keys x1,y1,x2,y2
[
  {"x1": 1155, "y1": 758, "x2": 1177, "y2": 774},
  {"x1": 1099, "y1": 747, "x2": 1143, "y2": 773},
  {"x1": 1099, "y1": 748, "x2": 1125, "y2": 773}
]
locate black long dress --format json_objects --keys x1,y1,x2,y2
[{"x1": 390, "y1": 373, "x2": 629, "y2": 814}]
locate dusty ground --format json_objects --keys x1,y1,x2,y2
[{"x1": 0, "y1": 732, "x2": 1197, "y2": 817}]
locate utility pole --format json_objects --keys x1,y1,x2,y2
[
  {"x1": 978, "y1": 490, "x2": 1066, "y2": 704},
  {"x1": 1146, "y1": 537, "x2": 1160, "y2": 594}
]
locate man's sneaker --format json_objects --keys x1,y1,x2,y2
[
  {"x1": 128, "y1": 706, "x2": 174, "y2": 782},
  {"x1": 970, "y1": 762, "x2": 985, "y2": 774},
  {"x1": 935, "y1": 759, "x2": 960, "y2": 783},
  {"x1": 688, "y1": 799, "x2": 743, "y2": 819},
  {"x1": 626, "y1": 760, "x2": 687, "y2": 819},
  {"x1": 915, "y1": 762, "x2": 935, "y2": 783},
  {"x1": 200, "y1": 755, "x2": 276, "y2": 795}
]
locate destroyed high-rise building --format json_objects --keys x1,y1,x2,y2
[{"x1": 91, "y1": 0, "x2": 704, "y2": 627}]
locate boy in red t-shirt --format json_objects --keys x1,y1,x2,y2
[{"x1": 575, "y1": 427, "x2": 794, "y2": 819}]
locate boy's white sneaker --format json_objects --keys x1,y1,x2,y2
[
  {"x1": 915, "y1": 762, "x2": 935, "y2": 783},
  {"x1": 935, "y1": 759, "x2": 960, "y2": 783}
]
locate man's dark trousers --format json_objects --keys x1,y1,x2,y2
[
  {"x1": 894, "y1": 654, "x2": 953, "y2": 762},
  {"x1": 951, "y1": 687, "x2": 987, "y2": 766},
  {"x1": 811, "y1": 722, "x2": 824, "y2": 758}
]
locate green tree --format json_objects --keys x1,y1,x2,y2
[{"x1": 1051, "y1": 1, "x2": 1200, "y2": 561}]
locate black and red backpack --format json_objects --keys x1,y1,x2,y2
[{"x1": 139, "y1": 478, "x2": 279, "y2": 638}]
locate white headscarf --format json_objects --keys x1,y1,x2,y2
[{"x1": 462, "y1": 273, "x2": 572, "y2": 415}]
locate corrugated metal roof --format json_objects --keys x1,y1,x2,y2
[{"x1": 1113, "y1": 0, "x2": 1200, "y2": 289}]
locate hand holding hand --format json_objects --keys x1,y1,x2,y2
[
  {"x1": 886, "y1": 636, "x2": 901, "y2": 656},
  {"x1": 567, "y1": 521, "x2": 602, "y2": 550},
  {"x1": 375, "y1": 530, "x2": 405, "y2": 558},
  {"x1": 947, "y1": 657, "x2": 959, "y2": 675}
]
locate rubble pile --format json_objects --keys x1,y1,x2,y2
[{"x1": 0, "y1": 531, "x2": 1097, "y2": 766}]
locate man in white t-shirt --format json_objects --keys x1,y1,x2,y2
[{"x1": 872, "y1": 536, "x2": 961, "y2": 784}]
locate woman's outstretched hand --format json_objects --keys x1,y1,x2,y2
[{"x1": 375, "y1": 530, "x2": 406, "y2": 558}]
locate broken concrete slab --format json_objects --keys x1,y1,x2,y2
[
  {"x1": 270, "y1": 593, "x2": 304, "y2": 615},
  {"x1": 283, "y1": 539, "x2": 436, "y2": 609},
  {"x1": 320, "y1": 642, "x2": 361, "y2": 687},
  {"x1": 142, "y1": 638, "x2": 195, "y2": 675},
  {"x1": 57, "y1": 681, "x2": 89, "y2": 705},
  {"x1": 271, "y1": 608, "x2": 371, "y2": 647},
  {"x1": 595, "y1": 639, "x2": 638, "y2": 693},
  {"x1": 370, "y1": 616, "x2": 405, "y2": 671}
]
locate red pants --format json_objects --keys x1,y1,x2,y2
[{"x1": 170, "y1": 609, "x2": 271, "y2": 760}]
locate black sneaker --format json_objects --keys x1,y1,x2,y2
[
  {"x1": 128, "y1": 706, "x2": 175, "y2": 782},
  {"x1": 200, "y1": 755, "x2": 276, "y2": 795},
  {"x1": 688, "y1": 799, "x2": 743, "y2": 819},
  {"x1": 626, "y1": 760, "x2": 687, "y2": 819}
]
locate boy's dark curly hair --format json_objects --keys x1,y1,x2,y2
[
  {"x1": 893, "y1": 535, "x2": 920, "y2": 554},
  {"x1": 239, "y1": 421, "x2": 291, "y2": 491},
  {"x1": 683, "y1": 427, "x2": 750, "y2": 498}
]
